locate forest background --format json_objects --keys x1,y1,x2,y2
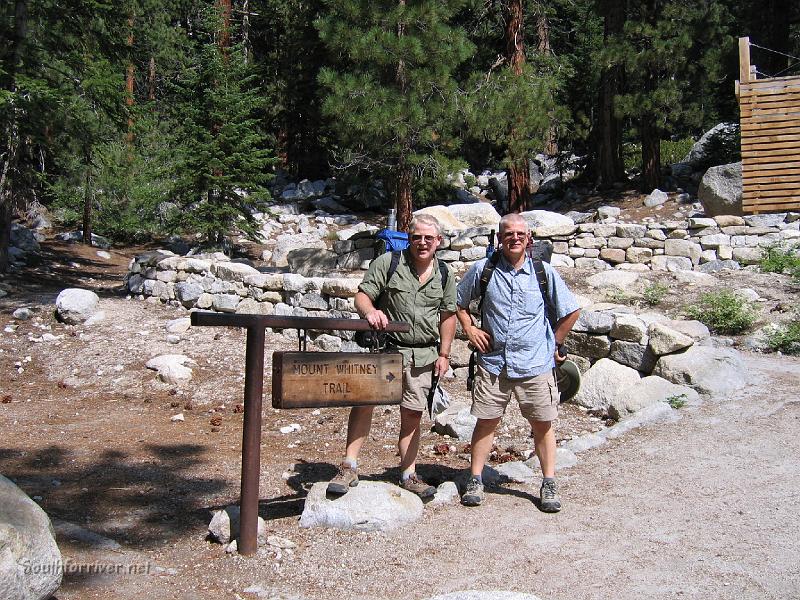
[{"x1": 1, "y1": 0, "x2": 799, "y2": 273}]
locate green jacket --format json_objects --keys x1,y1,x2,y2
[{"x1": 359, "y1": 250, "x2": 456, "y2": 367}]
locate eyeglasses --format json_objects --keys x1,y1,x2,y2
[
  {"x1": 501, "y1": 231, "x2": 528, "y2": 239},
  {"x1": 410, "y1": 234, "x2": 438, "y2": 243}
]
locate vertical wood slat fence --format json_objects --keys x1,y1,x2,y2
[{"x1": 737, "y1": 37, "x2": 800, "y2": 214}]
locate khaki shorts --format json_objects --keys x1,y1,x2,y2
[
  {"x1": 471, "y1": 365, "x2": 559, "y2": 422},
  {"x1": 402, "y1": 363, "x2": 435, "y2": 413}
]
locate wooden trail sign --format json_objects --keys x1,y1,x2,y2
[{"x1": 273, "y1": 351, "x2": 402, "y2": 409}]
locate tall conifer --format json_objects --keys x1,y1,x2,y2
[{"x1": 315, "y1": 0, "x2": 474, "y2": 230}]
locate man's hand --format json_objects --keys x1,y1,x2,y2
[
  {"x1": 365, "y1": 309, "x2": 389, "y2": 330},
  {"x1": 554, "y1": 343, "x2": 567, "y2": 365},
  {"x1": 434, "y1": 355, "x2": 449, "y2": 377},
  {"x1": 466, "y1": 325, "x2": 492, "y2": 354}
]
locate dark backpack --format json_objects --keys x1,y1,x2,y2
[{"x1": 355, "y1": 250, "x2": 449, "y2": 349}]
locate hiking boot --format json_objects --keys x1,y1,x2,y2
[
  {"x1": 539, "y1": 479, "x2": 561, "y2": 513},
  {"x1": 327, "y1": 463, "x2": 359, "y2": 495},
  {"x1": 461, "y1": 476, "x2": 485, "y2": 507},
  {"x1": 399, "y1": 473, "x2": 436, "y2": 499}
]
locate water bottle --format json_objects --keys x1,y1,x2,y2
[
  {"x1": 486, "y1": 229, "x2": 495, "y2": 259},
  {"x1": 387, "y1": 208, "x2": 397, "y2": 231}
]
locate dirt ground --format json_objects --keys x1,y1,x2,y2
[{"x1": 1, "y1": 203, "x2": 799, "y2": 599}]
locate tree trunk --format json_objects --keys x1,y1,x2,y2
[
  {"x1": 126, "y1": 12, "x2": 135, "y2": 146},
  {"x1": 595, "y1": 0, "x2": 626, "y2": 187},
  {"x1": 536, "y1": 6, "x2": 558, "y2": 156},
  {"x1": 82, "y1": 154, "x2": 93, "y2": 246},
  {"x1": 393, "y1": 162, "x2": 413, "y2": 233},
  {"x1": 504, "y1": 0, "x2": 531, "y2": 213},
  {"x1": 394, "y1": 0, "x2": 413, "y2": 230},
  {"x1": 148, "y1": 57, "x2": 156, "y2": 101},
  {"x1": 242, "y1": 0, "x2": 250, "y2": 64},
  {"x1": 0, "y1": 0, "x2": 29, "y2": 273},
  {"x1": 640, "y1": 116, "x2": 660, "y2": 191},
  {"x1": 217, "y1": 0, "x2": 232, "y2": 52}
]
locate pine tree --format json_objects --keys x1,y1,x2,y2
[
  {"x1": 315, "y1": 0, "x2": 474, "y2": 230},
  {"x1": 169, "y1": 5, "x2": 275, "y2": 246},
  {"x1": 610, "y1": 0, "x2": 731, "y2": 190}
]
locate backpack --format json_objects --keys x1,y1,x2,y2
[
  {"x1": 373, "y1": 228, "x2": 410, "y2": 255},
  {"x1": 354, "y1": 250, "x2": 449, "y2": 349}
]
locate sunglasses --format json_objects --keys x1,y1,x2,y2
[{"x1": 410, "y1": 234, "x2": 439, "y2": 243}]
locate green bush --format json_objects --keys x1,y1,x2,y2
[
  {"x1": 642, "y1": 283, "x2": 669, "y2": 307},
  {"x1": 685, "y1": 290, "x2": 758, "y2": 334},
  {"x1": 760, "y1": 245, "x2": 800, "y2": 281},
  {"x1": 666, "y1": 393, "x2": 688, "y2": 409},
  {"x1": 661, "y1": 138, "x2": 695, "y2": 166},
  {"x1": 764, "y1": 320, "x2": 800, "y2": 355}
]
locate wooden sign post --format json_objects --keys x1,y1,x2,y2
[{"x1": 189, "y1": 312, "x2": 409, "y2": 555}]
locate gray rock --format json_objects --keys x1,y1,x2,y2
[
  {"x1": 572, "y1": 311, "x2": 614, "y2": 334},
  {"x1": 672, "y1": 270, "x2": 718, "y2": 286},
  {"x1": 287, "y1": 248, "x2": 338, "y2": 277},
  {"x1": 208, "y1": 505, "x2": 267, "y2": 545},
  {"x1": 644, "y1": 189, "x2": 668, "y2": 207},
  {"x1": 569, "y1": 358, "x2": 641, "y2": 410},
  {"x1": 608, "y1": 376, "x2": 700, "y2": 420},
  {"x1": 696, "y1": 259, "x2": 740, "y2": 273},
  {"x1": 55, "y1": 288, "x2": 100, "y2": 325},
  {"x1": 299, "y1": 481, "x2": 423, "y2": 532},
  {"x1": 667, "y1": 319, "x2": 710, "y2": 341},
  {"x1": 0, "y1": 474, "x2": 62, "y2": 600},
  {"x1": 597, "y1": 206, "x2": 620, "y2": 220},
  {"x1": 653, "y1": 345, "x2": 746, "y2": 395},
  {"x1": 429, "y1": 481, "x2": 460, "y2": 506},
  {"x1": 601, "y1": 402, "x2": 679, "y2": 440},
  {"x1": 145, "y1": 354, "x2": 196, "y2": 384},
  {"x1": 698, "y1": 162, "x2": 742, "y2": 217},
  {"x1": 609, "y1": 340, "x2": 657, "y2": 373},
  {"x1": 433, "y1": 404, "x2": 477, "y2": 441},
  {"x1": 585, "y1": 270, "x2": 639, "y2": 289},
  {"x1": 10, "y1": 223, "x2": 41, "y2": 253},
  {"x1": 212, "y1": 294, "x2": 240, "y2": 313},
  {"x1": 648, "y1": 323, "x2": 694, "y2": 355},
  {"x1": 524, "y1": 447, "x2": 578, "y2": 472},
  {"x1": 562, "y1": 433, "x2": 606, "y2": 454},
  {"x1": 564, "y1": 332, "x2": 611, "y2": 360},
  {"x1": 682, "y1": 123, "x2": 739, "y2": 167},
  {"x1": 175, "y1": 282, "x2": 204, "y2": 305},
  {"x1": 650, "y1": 255, "x2": 694, "y2": 272},
  {"x1": 492, "y1": 461, "x2": 536, "y2": 484},
  {"x1": 448, "y1": 203, "x2": 501, "y2": 228},
  {"x1": 610, "y1": 314, "x2": 648, "y2": 343},
  {"x1": 12, "y1": 308, "x2": 33, "y2": 321},
  {"x1": 165, "y1": 318, "x2": 191, "y2": 334},
  {"x1": 272, "y1": 233, "x2": 327, "y2": 267},
  {"x1": 744, "y1": 214, "x2": 786, "y2": 228}
]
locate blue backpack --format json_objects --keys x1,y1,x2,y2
[{"x1": 374, "y1": 228, "x2": 409, "y2": 254}]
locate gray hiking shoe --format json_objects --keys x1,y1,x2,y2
[
  {"x1": 539, "y1": 479, "x2": 561, "y2": 513},
  {"x1": 461, "y1": 476, "x2": 485, "y2": 506},
  {"x1": 399, "y1": 473, "x2": 436, "y2": 499},
  {"x1": 327, "y1": 463, "x2": 359, "y2": 495}
]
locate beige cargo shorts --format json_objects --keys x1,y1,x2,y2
[{"x1": 471, "y1": 365, "x2": 559, "y2": 422}]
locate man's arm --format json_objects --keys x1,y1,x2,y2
[
  {"x1": 355, "y1": 291, "x2": 388, "y2": 330},
  {"x1": 435, "y1": 311, "x2": 457, "y2": 377},
  {"x1": 553, "y1": 308, "x2": 580, "y2": 364},
  {"x1": 456, "y1": 306, "x2": 492, "y2": 354}
]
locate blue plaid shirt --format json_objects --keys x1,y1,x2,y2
[{"x1": 457, "y1": 255, "x2": 580, "y2": 378}]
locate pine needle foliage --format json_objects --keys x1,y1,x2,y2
[
  {"x1": 169, "y1": 7, "x2": 275, "y2": 245},
  {"x1": 315, "y1": 0, "x2": 474, "y2": 212}
]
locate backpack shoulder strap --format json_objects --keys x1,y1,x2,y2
[
  {"x1": 477, "y1": 251, "x2": 502, "y2": 312},
  {"x1": 437, "y1": 259, "x2": 449, "y2": 290},
  {"x1": 532, "y1": 259, "x2": 556, "y2": 329},
  {"x1": 387, "y1": 250, "x2": 402, "y2": 283}
]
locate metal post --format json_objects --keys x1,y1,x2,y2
[{"x1": 238, "y1": 325, "x2": 265, "y2": 555}]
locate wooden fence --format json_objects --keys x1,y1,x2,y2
[{"x1": 737, "y1": 38, "x2": 800, "y2": 214}]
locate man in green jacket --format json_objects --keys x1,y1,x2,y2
[{"x1": 327, "y1": 214, "x2": 457, "y2": 498}]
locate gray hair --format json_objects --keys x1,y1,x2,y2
[
  {"x1": 408, "y1": 213, "x2": 443, "y2": 236},
  {"x1": 498, "y1": 212, "x2": 529, "y2": 234}
]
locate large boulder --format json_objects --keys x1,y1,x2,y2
[
  {"x1": 653, "y1": 345, "x2": 746, "y2": 396},
  {"x1": 299, "y1": 481, "x2": 423, "y2": 531},
  {"x1": 446, "y1": 203, "x2": 501, "y2": 229},
  {"x1": 272, "y1": 233, "x2": 327, "y2": 267},
  {"x1": 569, "y1": 358, "x2": 641, "y2": 410},
  {"x1": 698, "y1": 162, "x2": 742, "y2": 217},
  {"x1": 0, "y1": 475, "x2": 62, "y2": 600},
  {"x1": 287, "y1": 248, "x2": 338, "y2": 277},
  {"x1": 10, "y1": 224, "x2": 41, "y2": 253},
  {"x1": 608, "y1": 376, "x2": 700, "y2": 420},
  {"x1": 415, "y1": 206, "x2": 467, "y2": 233},
  {"x1": 681, "y1": 123, "x2": 740, "y2": 169},
  {"x1": 54, "y1": 288, "x2": 99, "y2": 325}
]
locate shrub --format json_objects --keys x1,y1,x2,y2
[
  {"x1": 760, "y1": 245, "x2": 800, "y2": 282},
  {"x1": 642, "y1": 283, "x2": 669, "y2": 307},
  {"x1": 764, "y1": 320, "x2": 800, "y2": 355},
  {"x1": 666, "y1": 393, "x2": 688, "y2": 409},
  {"x1": 685, "y1": 290, "x2": 758, "y2": 334}
]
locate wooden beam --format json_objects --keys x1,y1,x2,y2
[{"x1": 739, "y1": 37, "x2": 751, "y2": 83}]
